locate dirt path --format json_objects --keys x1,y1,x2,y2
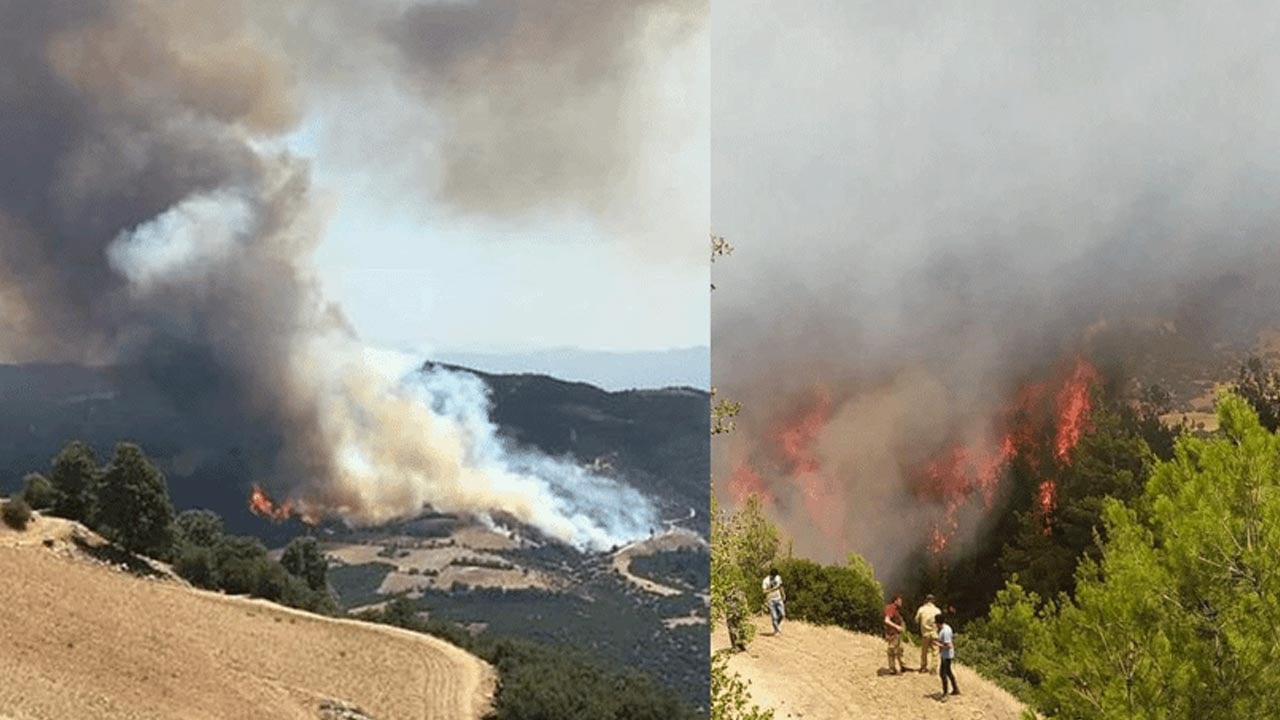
[
  {"x1": 0, "y1": 517, "x2": 494, "y2": 720},
  {"x1": 713, "y1": 617, "x2": 1028, "y2": 720},
  {"x1": 611, "y1": 528, "x2": 706, "y2": 597}
]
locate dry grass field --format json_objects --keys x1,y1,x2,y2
[{"x1": 0, "y1": 513, "x2": 494, "y2": 720}]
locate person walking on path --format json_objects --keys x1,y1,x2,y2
[
  {"x1": 915, "y1": 594, "x2": 942, "y2": 672},
  {"x1": 935, "y1": 615, "x2": 960, "y2": 698},
  {"x1": 883, "y1": 595, "x2": 906, "y2": 674},
  {"x1": 762, "y1": 568, "x2": 785, "y2": 635}
]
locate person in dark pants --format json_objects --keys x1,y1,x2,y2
[{"x1": 934, "y1": 615, "x2": 960, "y2": 698}]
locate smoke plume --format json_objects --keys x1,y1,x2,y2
[
  {"x1": 712, "y1": 1, "x2": 1280, "y2": 587},
  {"x1": 0, "y1": 0, "x2": 699, "y2": 549}
]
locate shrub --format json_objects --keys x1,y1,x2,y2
[
  {"x1": 711, "y1": 650, "x2": 773, "y2": 720},
  {"x1": 711, "y1": 494, "x2": 776, "y2": 653},
  {"x1": 212, "y1": 535, "x2": 272, "y2": 595},
  {"x1": 961, "y1": 579, "x2": 1045, "y2": 703},
  {"x1": 774, "y1": 553, "x2": 883, "y2": 633},
  {"x1": 49, "y1": 441, "x2": 99, "y2": 522},
  {"x1": 174, "y1": 509, "x2": 225, "y2": 548},
  {"x1": 93, "y1": 443, "x2": 175, "y2": 558},
  {"x1": 281, "y1": 536, "x2": 328, "y2": 592},
  {"x1": 174, "y1": 544, "x2": 219, "y2": 589},
  {"x1": 21, "y1": 473, "x2": 56, "y2": 510},
  {"x1": 2, "y1": 497, "x2": 33, "y2": 530}
]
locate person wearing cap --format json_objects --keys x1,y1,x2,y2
[{"x1": 915, "y1": 594, "x2": 942, "y2": 672}]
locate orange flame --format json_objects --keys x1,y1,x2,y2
[
  {"x1": 1036, "y1": 479, "x2": 1057, "y2": 535},
  {"x1": 1033, "y1": 357, "x2": 1098, "y2": 535},
  {"x1": 1054, "y1": 357, "x2": 1099, "y2": 462},
  {"x1": 771, "y1": 388, "x2": 842, "y2": 541},
  {"x1": 774, "y1": 388, "x2": 832, "y2": 475},
  {"x1": 249, "y1": 484, "x2": 296, "y2": 523},
  {"x1": 923, "y1": 356, "x2": 1098, "y2": 552},
  {"x1": 727, "y1": 464, "x2": 772, "y2": 508}
]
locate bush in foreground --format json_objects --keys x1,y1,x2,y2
[
  {"x1": 21, "y1": 473, "x2": 56, "y2": 510},
  {"x1": 711, "y1": 650, "x2": 773, "y2": 720},
  {"x1": 774, "y1": 554, "x2": 883, "y2": 633},
  {"x1": 967, "y1": 393, "x2": 1280, "y2": 719},
  {"x1": 2, "y1": 497, "x2": 33, "y2": 530}
]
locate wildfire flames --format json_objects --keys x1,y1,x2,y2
[
  {"x1": 725, "y1": 355, "x2": 1100, "y2": 557},
  {"x1": 921, "y1": 356, "x2": 1099, "y2": 550},
  {"x1": 248, "y1": 484, "x2": 312, "y2": 524},
  {"x1": 727, "y1": 463, "x2": 771, "y2": 508},
  {"x1": 726, "y1": 387, "x2": 846, "y2": 541},
  {"x1": 1054, "y1": 359, "x2": 1100, "y2": 461}
]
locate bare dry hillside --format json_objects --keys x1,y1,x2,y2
[
  {"x1": 713, "y1": 617, "x2": 1028, "y2": 720},
  {"x1": 0, "y1": 513, "x2": 494, "y2": 720}
]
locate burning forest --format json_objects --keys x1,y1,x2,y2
[
  {"x1": 712, "y1": 1, "x2": 1280, "y2": 598},
  {"x1": 721, "y1": 349, "x2": 1108, "y2": 583}
]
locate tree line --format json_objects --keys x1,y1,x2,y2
[
  {"x1": 964, "y1": 390, "x2": 1280, "y2": 718},
  {"x1": 9, "y1": 440, "x2": 335, "y2": 613}
]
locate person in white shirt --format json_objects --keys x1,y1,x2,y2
[
  {"x1": 762, "y1": 568, "x2": 785, "y2": 635},
  {"x1": 934, "y1": 615, "x2": 960, "y2": 697}
]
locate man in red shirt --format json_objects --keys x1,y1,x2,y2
[{"x1": 883, "y1": 594, "x2": 906, "y2": 674}]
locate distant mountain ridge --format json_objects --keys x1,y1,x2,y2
[
  {"x1": 433, "y1": 346, "x2": 710, "y2": 391},
  {"x1": 0, "y1": 361, "x2": 709, "y2": 536}
]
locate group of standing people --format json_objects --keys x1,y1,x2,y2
[
  {"x1": 883, "y1": 594, "x2": 960, "y2": 698},
  {"x1": 759, "y1": 571, "x2": 959, "y2": 700}
]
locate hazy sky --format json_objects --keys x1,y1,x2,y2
[{"x1": 297, "y1": 28, "x2": 709, "y2": 357}]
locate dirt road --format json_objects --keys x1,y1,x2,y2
[
  {"x1": 0, "y1": 516, "x2": 494, "y2": 720},
  {"x1": 713, "y1": 617, "x2": 1028, "y2": 720}
]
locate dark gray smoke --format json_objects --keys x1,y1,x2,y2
[
  {"x1": 0, "y1": 0, "x2": 702, "y2": 548},
  {"x1": 712, "y1": 1, "x2": 1280, "y2": 585}
]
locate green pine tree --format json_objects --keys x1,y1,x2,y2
[
  {"x1": 94, "y1": 443, "x2": 175, "y2": 558},
  {"x1": 48, "y1": 441, "x2": 100, "y2": 522}
]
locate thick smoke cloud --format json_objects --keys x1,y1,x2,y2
[
  {"x1": 0, "y1": 0, "x2": 698, "y2": 549},
  {"x1": 383, "y1": 0, "x2": 703, "y2": 220},
  {"x1": 712, "y1": 1, "x2": 1280, "y2": 586}
]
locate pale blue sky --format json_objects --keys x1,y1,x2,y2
[{"x1": 286, "y1": 31, "x2": 709, "y2": 360}]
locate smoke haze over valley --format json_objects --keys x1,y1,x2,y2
[{"x1": 0, "y1": 0, "x2": 707, "y2": 550}]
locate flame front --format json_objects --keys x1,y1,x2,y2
[
  {"x1": 249, "y1": 484, "x2": 295, "y2": 523},
  {"x1": 718, "y1": 355, "x2": 1100, "y2": 562},
  {"x1": 773, "y1": 388, "x2": 842, "y2": 542},
  {"x1": 921, "y1": 356, "x2": 1098, "y2": 552},
  {"x1": 727, "y1": 463, "x2": 771, "y2": 508},
  {"x1": 1054, "y1": 358, "x2": 1099, "y2": 462}
]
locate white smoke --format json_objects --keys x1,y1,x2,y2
[
  {"x1": 109, "y1": 190, "x2": 658, "y2": 552},
  {"x1": 297, "y1": 340, "x2": 661, "y2": 550},
  {"x1": 107, "y1": 190, "x2": 255, "y2": 291}
]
